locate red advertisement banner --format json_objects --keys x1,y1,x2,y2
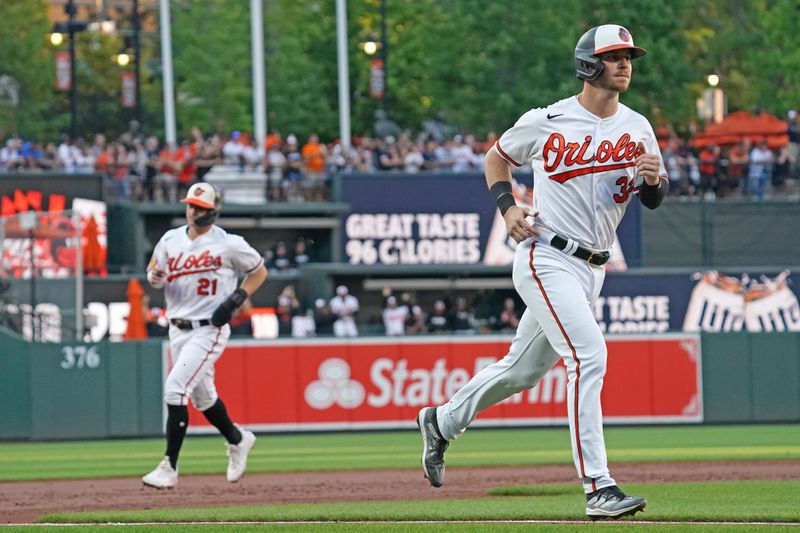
[
  {"x1": 164, "y1": 334, "x2": 702, "y2": 433},
  {"x1": 55, "y1": 51, "x2": 71, "y2": 91}
]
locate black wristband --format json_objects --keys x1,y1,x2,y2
[
  {"x1": 490, "y1": 181, "x2": 517, "y2": 216},
  {"x1": 229, "y1": 288, "x2": 248, "y2": 308},
  {"x1": 638, "y1": 178, "x2": 668, "y2": 209}
]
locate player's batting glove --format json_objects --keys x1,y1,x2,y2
[{"x1": 211, "y1": 288, "x2": 248, "y2": 327}]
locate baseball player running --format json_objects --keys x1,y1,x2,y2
[
  {"x1": 142, "y1": 182, "x2": 267, "y2": 489},
  {"x1": 417, "y1": 24, "x2": 668, "y2": 520}
]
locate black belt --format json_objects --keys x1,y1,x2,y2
[
  {"x1": 170, "y1": 318, "x2": 212, "y2": 330},
  {"x1": 549, "y1": 235, "x2": 610, "y2": 266}
]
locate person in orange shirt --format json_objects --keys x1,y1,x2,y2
[
  {"x1": 264, "y1": 129, "x2": 282, "y2": 152},
  {"x1": 301, "y1": 134, "x2": 327, "y2": 201}
]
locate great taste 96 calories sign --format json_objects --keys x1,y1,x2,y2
[
  {"x1": 171, "y1": 335, "x2": 703, "y2": 433},
  {"x1": 345, "y1": 212, "x2": 481, "y2": 265}
]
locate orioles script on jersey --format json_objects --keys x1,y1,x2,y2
[
  {"x1": 544, "y1": 132, "x2": 638, "y2": 183},
  {"x1": 167, "y1": 250, "x2": 222, "y2": 281}
]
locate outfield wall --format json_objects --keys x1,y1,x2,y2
[{"x1": 0, "y1": 330, "x2": 798, "y2": 440}]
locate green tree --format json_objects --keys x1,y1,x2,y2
[
  {"x1": 170, "y1": 0, "x2": 254, "y2": 137},
  {"x1": 0, "y1": 0, "x2": 61, "y2": 139}
]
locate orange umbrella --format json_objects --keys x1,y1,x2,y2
[
  {"x1": 692, "y1": 111, "x2": 789, "y2": 149},
  {"x1": 82, "y1": 216, "x2": 105, "y2": 276},
  {"x1": 124, "y1": 278, "x2": 148, "y2": 340}
]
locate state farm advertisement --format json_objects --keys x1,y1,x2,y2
[{"x1": 167, "y1": 334, "x2": 702, "y2": 433}]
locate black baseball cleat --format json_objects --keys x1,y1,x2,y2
[
  {"x1": 585, "y1": 485, "x2": 647, "y2": 520},
  {"x1": 416, "y1": 407, "x2": 449, "y2": 488}
]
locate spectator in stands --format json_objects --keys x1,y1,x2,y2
[
  {"x1": 397, "y1": 291, "x2": 426, "y2": 334},
  {"x1": 725, "y1": 141, "x2": 749, "y2": 197},
  {"x1": 276, "y1": 285, "x2": 301, "y2": 337},
  {"x1": 426, "y1": 299, "x2": 452, "y2": 334},
  {"x1": 382, "y1": 295, "x2": 408, "y2": 336},
  {"x1": 18, "y1": 141, "x2": 44, "y2": 170},
  {"x1": 403, "y1": 141, "x2": 425, "y2": 173},
  {"x1": 265, "y1": 241, "x2": 295, "y2": 273},
  {"x1": 662, "y1": 139, "x2": 685, "y2": 195},
  {"x1": 0, "y1": 137, "x2": 21, "y2": 171},
  {"x1": 698, "y1": 144, "x2": 720, "y2": 198},
  {"x1": 175, "y1": 140, "x2": 197, "y2": 199},
  {"x1": 90, "y1": 134, "x2": 107, "y2": 159},
  {"x1": 193, "y1": 129, "x2": 221, "y2": 182},
  {"x1": 313, "y1": 297, "x2": 335, "y2": 336},
  {"x1": 496, "y1": 297, "x2": 520, "y2": 333},
  {"x1": 143, "y1": 136, "x2": 162, "y2": 201},
  {"x1": 293, "y1": 237, "x2": 311, "y2": 268},
  {"x1": 787, "y1": 110, "x2": 799, "y2": 177},
  {"x1": 57, "y1": 135, "x2": 79, "y2": 173},
  {"x1": 265, "y1": 143, "x2": 287, "y2": 201},
  {"x1": 449, "y1": 296, "x2": 477, "y2": 334},
  {"x1": 39, "y1": 142, "x2": 59, "y2": 171},
  {"x1": 242, "y1": 136, "x2": 262, "y2": 171},
  {"x1": 302, "y1": 133, "x2": 327, "y2": 201},
  {"x1": 747, "y1": 140, "x2": 774, "y2": 199},
  {"x1": 156, "y1": 142, "x2": 180, "y2": 202},
  {"x1": 330, "y1": 284, "x2": 359, "y2": 337},
  {"x1": 284, "y1": 134, "x2": 305, "y2": 201},
  {"x1": 773, "y1": 145, "x2": 793, "y2": 193},
  {"x1": 377, "y1": 137, "x2": 403, "y2": 171},
  {"x1": 451, "y1": 134, "x2": 476, "y2": 172},
  {"x1": 265, "y1": 129, "x2": 282, "y2": 151},
  {"x1": 222, "y1": 131, "x2": 245, "y2": 167},
  {"x1": 405, "y1": 304, "x2": 427, "y2": 334}
]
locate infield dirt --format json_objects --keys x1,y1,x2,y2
[{"x1": 2, "y1": 460, "x2": 799, "y2": 523}]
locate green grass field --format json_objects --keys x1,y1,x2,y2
[
  {"x1": 1, "y1": 424, "x2": 798, "y2": 482},
  {"x1": 1, "y1": 424, "x2": 799, "y2": 530}
]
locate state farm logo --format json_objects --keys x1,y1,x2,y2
[
  {"x1": 304, "y1": 358, "x2": 366, "y2": 409},
  {"x1": 304, "y1": 356, "x2": 567, "y2": 410}
]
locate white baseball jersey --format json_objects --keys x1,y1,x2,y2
[
  {"x1": 148, "y1": 225, "x2": 264, "y2": 320},
  {"x1": 383, "y1": 305, "x2": 409, "y2": 336},
  {"x1": 495, "y1": 95, "x2": 666, "y2": 251}
]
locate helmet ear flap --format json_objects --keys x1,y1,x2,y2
[
  {"x1": 575, "y1": 57, "x2": 604, "y2": 81},
  {"x1": 574, "y1": 26, "x2": 603, "y2": 81},
  {"x1": 194, "y1": 186, "x2": 221, "y2": 227}
]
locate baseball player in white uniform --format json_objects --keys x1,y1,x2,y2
[
  {"x1": 330, "y1": 285, "x2": 359, "y2": 337},
  {"x1": 417, "y1": 24, "x2": 668, "y2": 520},
  {"x1": 142, "y1": 182, "x2": 267, "y2": 489}
]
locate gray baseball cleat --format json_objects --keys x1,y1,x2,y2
[
  {"x1": 585, "y1": 485, "x2": 647, "y2": 520},
  {"x1": 416, "y1": 407, "x2": 448, "y2": 488}
]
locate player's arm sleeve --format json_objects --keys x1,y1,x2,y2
[
  {"x1": 637, "y1": 127, "x2": 669, "y2": 209},
  {"x1": 493, "y1": 109, "x2": 542, "y2": 167},
  {"x1": 229, "y1": 235, "x2": 266, "y2": 274}
]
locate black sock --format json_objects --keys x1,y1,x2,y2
[
  {"x1": 165, "y1": 404, "x2": 189, "y2": 470},
  {"x1": 202, "y1": 398, "x2": 242, "y2": 444}
]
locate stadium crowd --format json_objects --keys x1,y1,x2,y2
[{"x1": 2, "y1": 113, "x2": 798, "y2": 202}]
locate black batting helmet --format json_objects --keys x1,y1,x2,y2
[{"x1": 574, "y1": 24, "x2": 647, "y2": 81}]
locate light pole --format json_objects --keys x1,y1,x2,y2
[
  {"x1": 51, "y1": 0, "x2": 87, "y2": 140},
  {"x1": 133, "y1": 0, "x2": 142, "y2": 127},
  {"x1": 379, "y1": 0, "x2": 388, "y2": 114},
  {"x1": 67, "y1": 0, "x2": 77, "y2": 140}
]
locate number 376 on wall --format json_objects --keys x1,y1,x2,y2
[{"x1": 60, "y1": 345, "x2": 101, "y2": 370}]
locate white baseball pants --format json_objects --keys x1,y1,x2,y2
[
  {"x1": 164, "y1": 324, "x2": 231, "y2": 411},
  {"x1": 436, "y1": 239, "x2": 615, "y2": 493}
]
